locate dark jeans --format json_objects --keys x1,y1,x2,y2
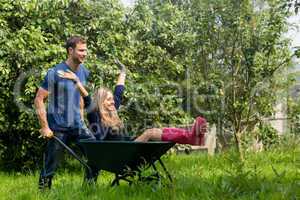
[{"x1": 39, "y1": 126, "x2": 98, "y2": 184}]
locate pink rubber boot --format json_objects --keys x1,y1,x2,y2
[{"x1": 189, "y1": 116, "x2": 207, "y2": 145}]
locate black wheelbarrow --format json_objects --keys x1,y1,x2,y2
[{"x1": 53, "y1": 136, "x2": 175, "y2": 186}]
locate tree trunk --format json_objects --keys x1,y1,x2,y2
[{"x1": 234, "y1": 131, "x2": 244, "y2": 161}]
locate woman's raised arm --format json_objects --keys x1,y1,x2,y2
[{"x1": 114, "y1": 58, "x2": 126, "y2": 86}]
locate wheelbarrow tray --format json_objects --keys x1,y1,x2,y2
[
  {"x1": 79, "y1": 140, "x2": 175, "y2": 185},
  {"x1": 79, "y1": 140, "x2": 174, "y2": 174}
]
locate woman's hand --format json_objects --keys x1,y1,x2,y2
[
  {"x1": 58, "y1": 69, "x2": 79, "y2": 82},
  {"x1": 58, "y1": 69, "x2": 88, "y2": 97},
  {"x1": 114, "y1": 58, "x2": 126, "y2": 74}
]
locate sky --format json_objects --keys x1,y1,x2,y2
[
  {"x1": 121, "y1": 0, "x2": 135, "y2": 7},
  {"x1": 287, "y1": 14, "x2": 300, "y2": 48}
]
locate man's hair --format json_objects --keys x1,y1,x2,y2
[{"x1": 65, "y1": 36, "x2": 86, "y2": 54}]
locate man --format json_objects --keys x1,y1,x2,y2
[{"x1": 34, "y1": 36, "x2": 96, "y2": 190}]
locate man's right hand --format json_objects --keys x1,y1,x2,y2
[{"x1": 39, "y1": 127, "x2": 54, "y2": 139}]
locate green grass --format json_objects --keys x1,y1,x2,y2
[{"x1": 0, "y1": 146, "x2": 299, "y2": 200}]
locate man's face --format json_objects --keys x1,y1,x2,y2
[{"x1": 69, "y1": 42, "x2": 87, "y2": 64}]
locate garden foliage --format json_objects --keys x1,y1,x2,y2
[{"x1": 0, "y1": 0, "x2": 294, "y2": 170}]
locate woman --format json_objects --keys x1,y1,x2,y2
[
  {"x1": 58, "y1": 59, "x2": 126, "y2": 141},
  {"x1": 58, "y1": 59, "x2": 206, "y2": 145}
]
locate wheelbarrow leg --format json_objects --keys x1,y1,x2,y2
[
  {"x1": 111, "y1": 174, "x2": 120, "y2": 186},
  {"x1": 158, "y1": 158, "x2": 173, "y2": 182},
  {"x1": 150, "y1": 163, "x2": 161, "y2": 181},
  {"x1": 111, "y1": 173, "x2": 134, "y2": 186}
]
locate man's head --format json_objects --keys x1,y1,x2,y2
[{"x1": 65, "y1": 36, "x2": 87, "y2": 64}]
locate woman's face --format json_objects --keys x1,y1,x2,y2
[{"x1": 103, "y1": 92, "x2": 115, "y2": 111}]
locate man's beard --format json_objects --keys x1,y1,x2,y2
[{"x1": 73, "y1": 56, "x2": 83, "y2": 65}]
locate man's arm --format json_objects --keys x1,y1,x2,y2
[{"x1": 34, "y1": 87, "x2": 53, "y2": 138}]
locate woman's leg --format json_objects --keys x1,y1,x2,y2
[
  {"x1": 134, "y1": 128, "x2": 163, "y2": 142},
  {"x1": 134, "y1": 127, "x2": 192, "y2": 144},
  {"x1": 134, "y1": 116, "x2": 207, "y2": 144},
  {"x1": 161, "y1": 128, "x2": 190, "y2": 144},
  {"x1": 161, "y1": 116, "x2": 207, "y2": 145}
]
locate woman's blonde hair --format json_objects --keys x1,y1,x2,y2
[{"x1": 93, "y1": 87, "x2": 124, "y2": 132}]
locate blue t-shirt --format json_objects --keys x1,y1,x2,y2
[{"x1": 41, "y1": 62, "x2": 90, "y2": 131}]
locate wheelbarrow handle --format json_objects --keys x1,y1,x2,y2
[{"x1": 53, "y1": 136, "x2": 92, "y2": 174}]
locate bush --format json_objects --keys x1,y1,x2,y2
[
  {"x1": 0, "y1": 0, "x2": 192, "y2": 171},
  {"x1": 258, "y1": 123, "x2": 279, "y2": 149}
]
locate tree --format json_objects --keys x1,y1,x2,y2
[{"x1": 176, "y1": 0, "x2": 292, "y2": 159}]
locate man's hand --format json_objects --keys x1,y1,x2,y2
[
  {"x1": 39, "y1": 127, "x2": 54, "y2": 139},
  {"x1": 114, "y1": 58, "x2": 126, "y2": 74}
]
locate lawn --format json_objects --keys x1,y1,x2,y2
[{"x1": 0, "y1": 145, "x2": 299, "y2": 200}]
